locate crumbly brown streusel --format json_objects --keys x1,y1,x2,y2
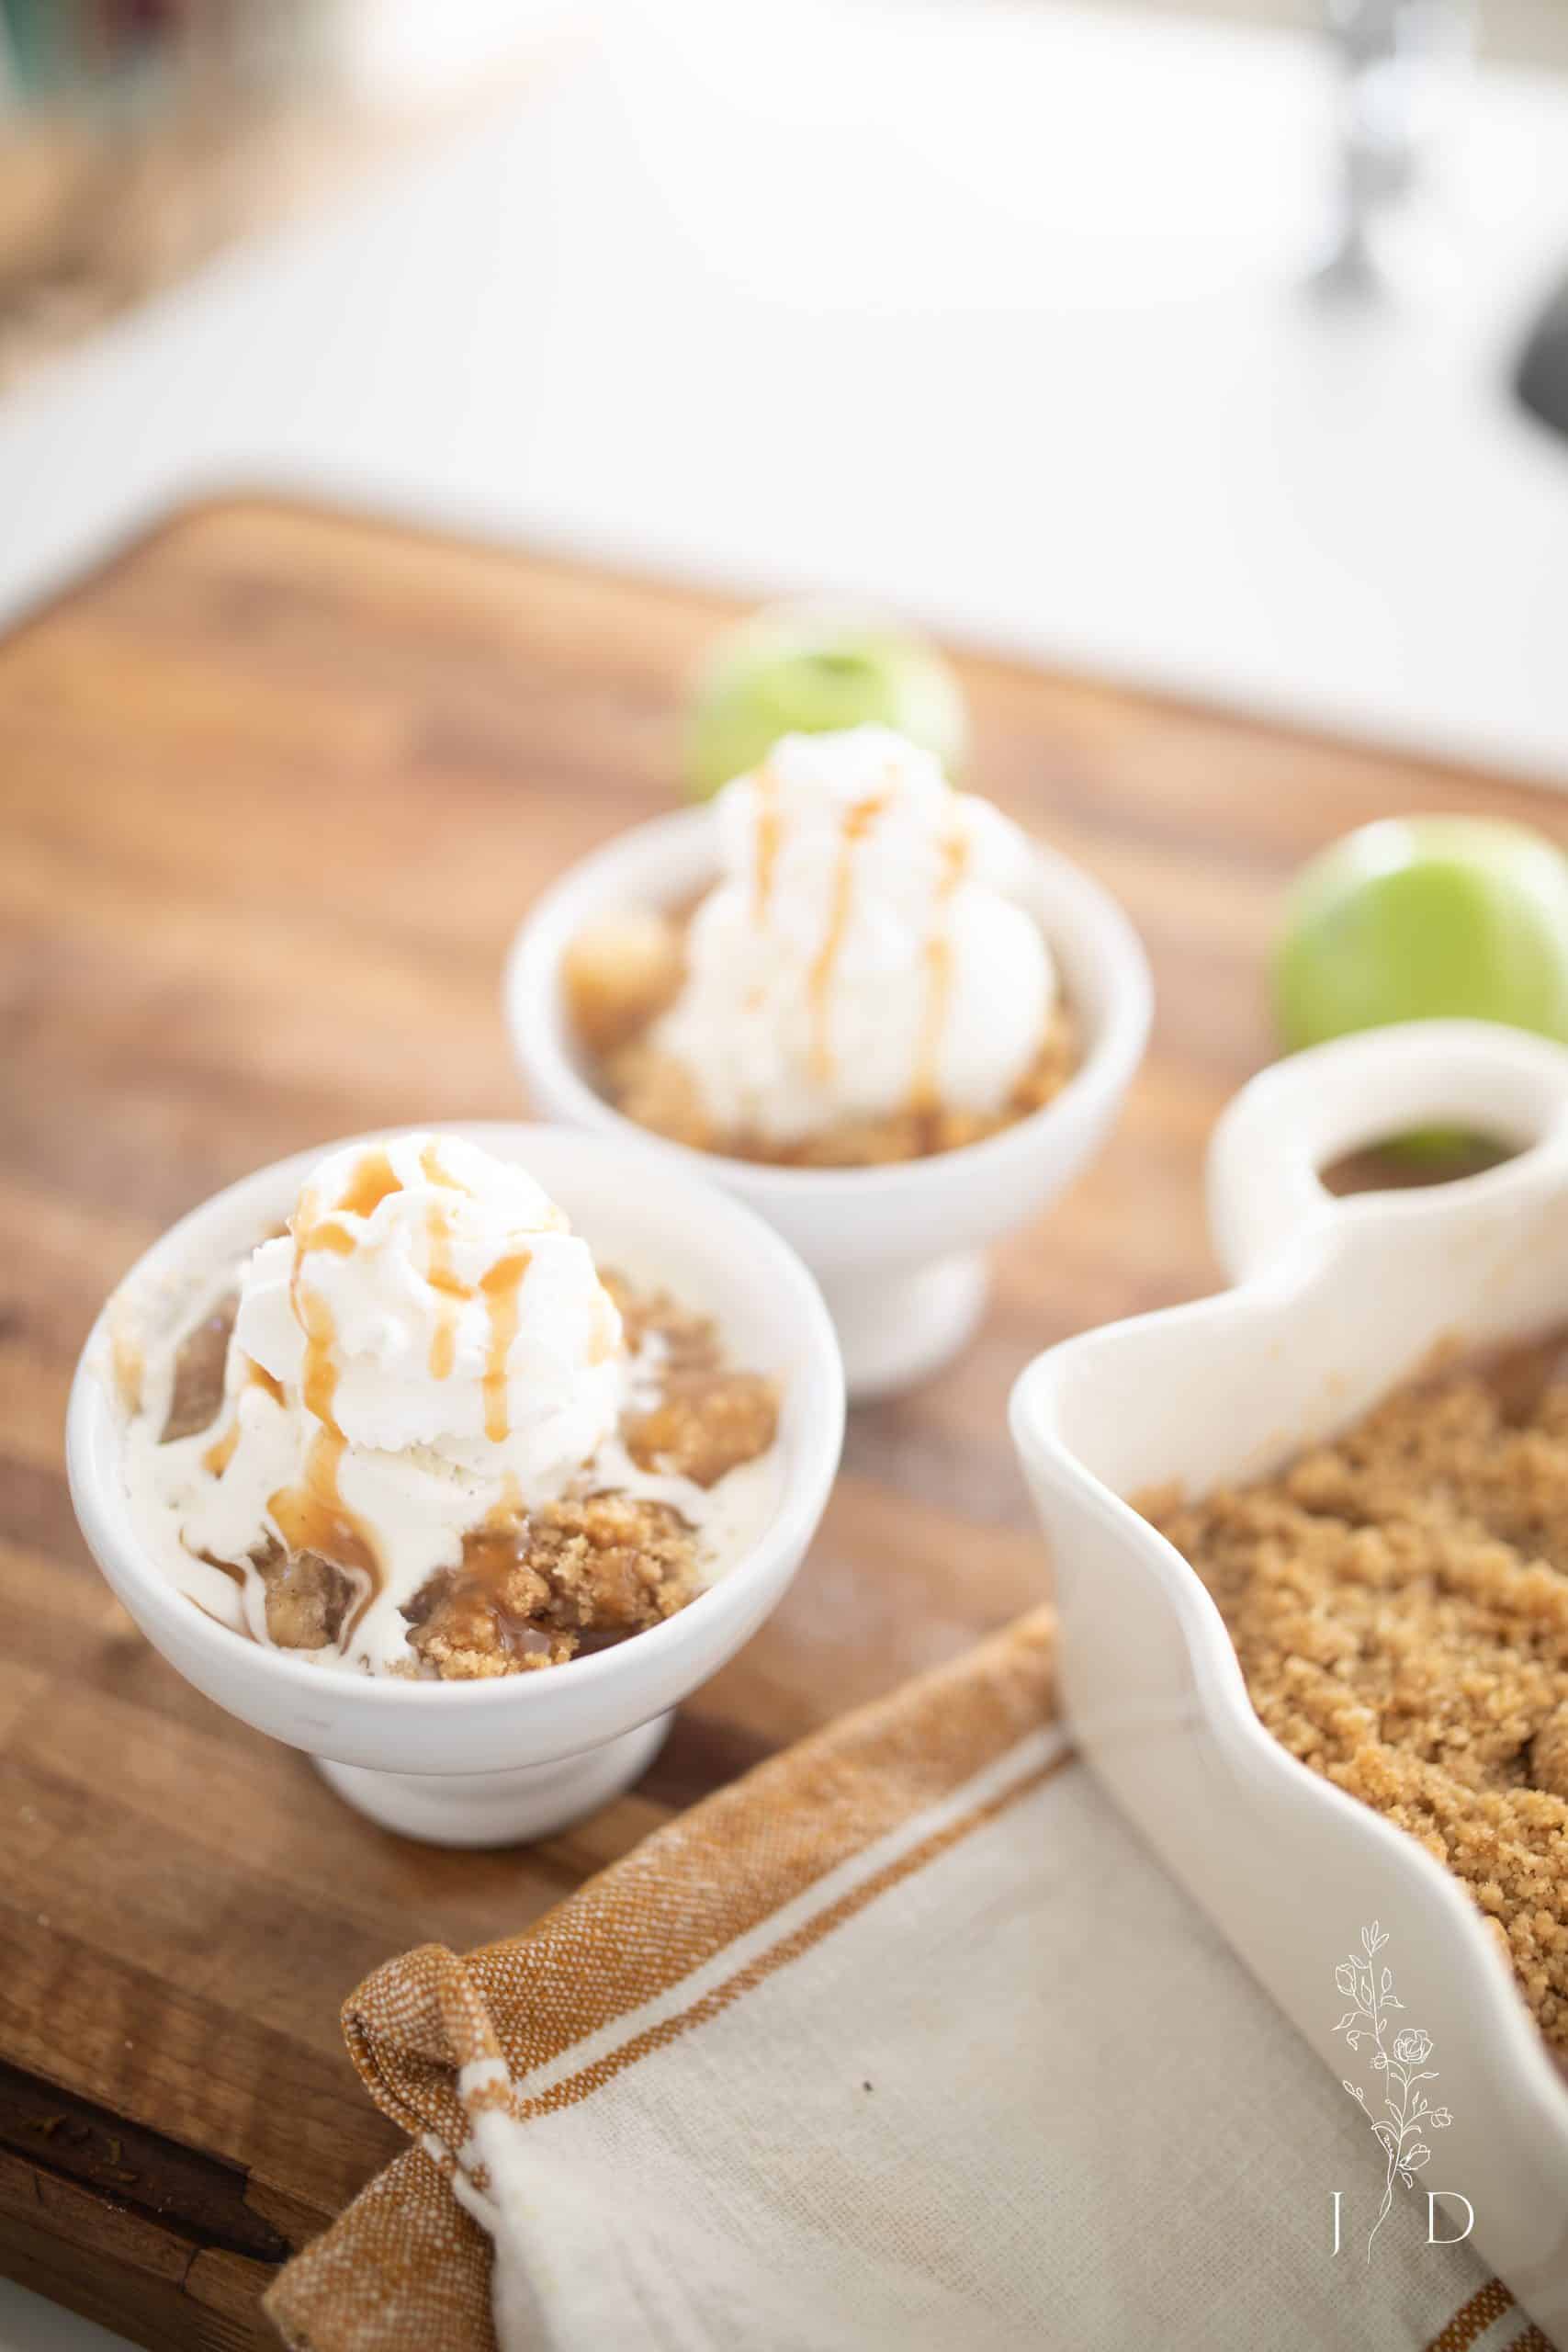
[
  {"x1": 626, "y1": 1372, "x2": 779, "y2": 1487},
  {"x1": 247, "y1": 1534, "x2": 350, "y2": 1651},
  {"x1": 401, "y1": 1494, "x2": 697, "y2": 1679},
  {"x1": 600, "y1": 1269, "x2": 721, "y2": 1374},
  {"x1": 1143, "y1": 1333, "x2": 1568, "y2": 2053},
  {"x1": 562, "y1": 905, "x2": 1079, "y2": 1166},
  {"x1": 164, "y1": 1273, "x2": 774, "y2": 1680}
]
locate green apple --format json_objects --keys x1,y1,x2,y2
[
  {"x1": 683, "y1": 603, "x2": 968, "y2": 799},
  {"x1": 1274, "y1": 816, "x2": 1568, "y2": 1054}
]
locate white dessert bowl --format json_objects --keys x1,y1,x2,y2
[
  {"x1": 66, "y1": 1123, "x2": 844, "y2": 1849},
  {"x1": 1010, "y1": 1021, "x2": 1568, "y2": 2339},
  {"x1": 505, "y1": 805, "x2": 1152, "y2": 1401}
]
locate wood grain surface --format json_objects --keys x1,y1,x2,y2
[{"x1": 1, "y1": 497, "x2": 1562, "y2": 2349}]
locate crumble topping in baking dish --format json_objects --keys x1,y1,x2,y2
[{"x1": 1142, "y1": 1332, "x2": 1568, "y2": 2055}]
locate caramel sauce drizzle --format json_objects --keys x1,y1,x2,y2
[
  {"x1": 753, "y1": 765, "x2": 782, "y2": 922},
  {"x1": 307, "y1": 1223, "x2": 355, "y2": 1257},
  {"x1": 111, "y1": 1323, "x2": 144, "y2": 1416},
  {"x1": 588, "y1": 1292, "x2": 617, "y2": 1366},
  {"x1": 489, "y1": 1471, "x2": 524, "y2": 1527},
  {"x1": 425, "y1": 1200, "x2": 464, "y2": 1380},
  {"x1": 452, "y1": 1476, "x2": 554, "y2": 1658},
  {"x1": 808, "y1": 793, "x2": 886, "y2": 1084},
  {"x1": 289, "y1": 1149, "x2": 403, "y2": 1276},
  {"x1": 264, "y1": 1145, "x2": 539, "y2": 1642},
  {"x1": 480, "y1": 1252, "x2": 533, "y2": 1443},
  {"x1": 202, "y1": 1420, "x2": 241, "y2": 1479},
  {"x1": 187, "y1": 1549, "x2": 257, "y2": 1642},
  {"x1": 199, "y1": 1359, "x2": 286, "y2": 1477},
  {"x1": 420, "y1": 1141, "x2": 470, "y2": 1193},
  {"x1": 268, "y1": 1284, "x2": 382, "y2": 1641},
  {"x1": 271, "y1": 1148, "x2": 400, "y2": 1644},
  {"x1": 337, "y1": 1148, "x2": 402, "y2": 1220},
  {"x1": 909, "y1": 829, "x2": 970, "y2": 1115}
]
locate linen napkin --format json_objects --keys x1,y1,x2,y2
[{"x1": 266, "y1": 1613, "x2": 1551, "y2": 2352}]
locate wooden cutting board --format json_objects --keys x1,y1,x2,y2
[{"x1": 2, "y1": 496, "x2": 1562, "y2": 2350}]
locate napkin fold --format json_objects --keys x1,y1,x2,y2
[{"x1": 266, "y1": 1613, "x2": 1549, "y2": 2352}]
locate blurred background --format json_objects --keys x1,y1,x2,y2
[
  {"x1": 1, "y1": 0, "x2": 1566, "y2": 389},
  {"x1": 0, "y1": 0, "x2": 552, "y2": 388},
  {"x1": 1, "y1": 0, "x2": 1566, "y2": 786},
  {"x1": 0, "y1": 0, "x2": 1562, "y2": 386}
]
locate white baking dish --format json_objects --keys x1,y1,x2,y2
[{"x1": 1010, "y1": 1020, "x2": 1568, "y2": 2336}]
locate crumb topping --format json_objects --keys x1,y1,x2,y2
[
  {"x1": 158, "y1": 1266, "x2": 775, "y2": 1679},
  {"x1": 248, "y1": 1534, "x2": 351, "y2": 1651},
  {"x1": 561, "y1": 910, "x2": 684, "y2": 1053},
  {"x1": 1142, "y1": 1333, "x2": 1568, "y2": 2054},
  {"x1": 402, "y1": 1494, "x2": 697, "y2": 1679},
  {"x1": 626, "y1": 1372, "x2": 779, "y2": 1487}
]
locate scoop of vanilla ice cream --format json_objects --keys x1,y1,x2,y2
[
  {"x1": 236, "y1": 1131, "x2": 623, "y2": 1482},
  {"x1": 652, "y1": 726, "x2": 1054, "y2": 1146}
]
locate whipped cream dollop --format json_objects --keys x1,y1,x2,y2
[
  {"x1": 652, "y1": 725, "x2": 1055, "y2": 1146},
  {"x1": 130, "y1": 1135, "x2": 637, "y2": 1668},
  {"x1": 236, "y1": 1132, "x2": 622, "y2": 1479}
]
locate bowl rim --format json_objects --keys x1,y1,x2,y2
[
  {"x1": 66, "y1": 1119, "x2": 846, "y2": 1715},
  {"x1": 503, "y1": 803, "x2": 1154, "y2": 1204}
]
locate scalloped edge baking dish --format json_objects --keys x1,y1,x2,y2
[{"x1": 1010, "y1": 1021, "x2": 1568, "y2": 2336}]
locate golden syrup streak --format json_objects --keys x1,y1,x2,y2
[
  {"x1": 807, "y1": 794, "x2": 886, "y2": 1085},
  {"x1": 420, "y1": 1140, "x2": 471, "y2": 1193},
  {"x1": 202, "y1": 1419, "x2": 240, "y2": 1478},
  {"x1": 488, "y1": 1472, "x2": 524, "y2": 1529},
  {"x1": 909, "y1": 829, "x2": 969, "y2": 1115},
  {"x1": 308, "y1": 1223, "x2": 356, "y2": 1256},
  {"x1": 267, "y1": 1285, "x2": 383, "y2": 1643},
  {"x1": 290, "y1": 1148, "x2": 404, "y2": 1287},
  {"x1": 111, "y1": 1321, "x2": 144, "y2": 1415},
  {"x1": 754, "y1": 764, "x2": 782, "y2": 922},
  {"x1": 588, "y1": 1287, "x2": 617, "y2": 1365},
  {"x1": 203, "y1": 1352, "x2": 287, "y2": 1476},
  {"x1": 336, "y1": 1148, "x2": 402, "y2": 1220},
  {"x1": 425, "y1": 1198, "x2": 467, "y2": 1380},
  {"x1": 480, "y1": 1252, "x2": 533, "y2": 1444}
]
